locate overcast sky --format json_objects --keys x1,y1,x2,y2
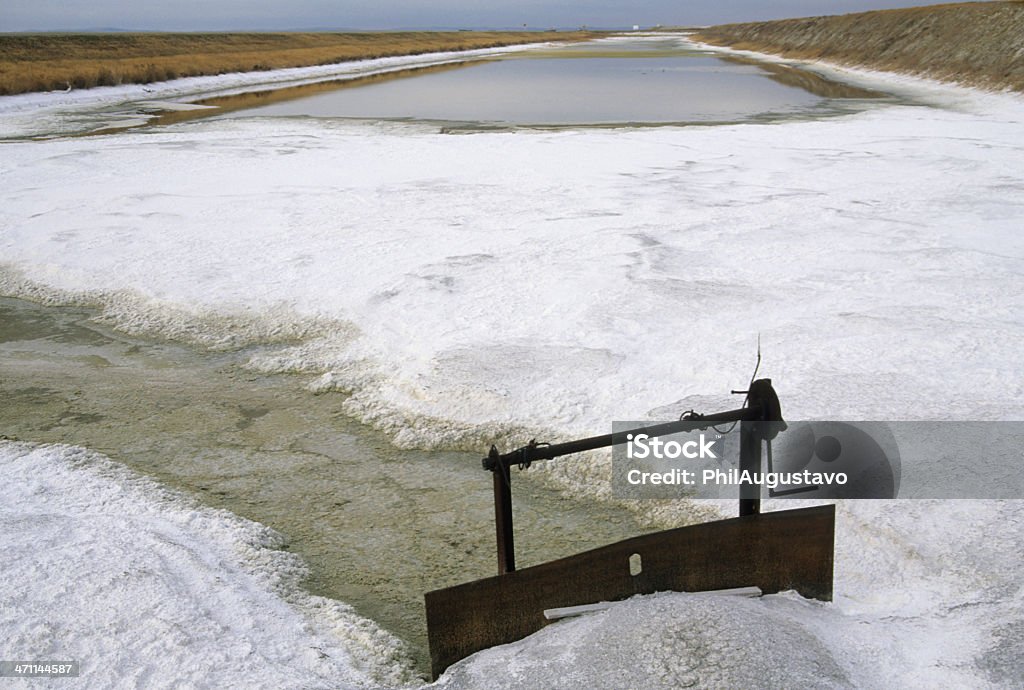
[{"x1": 1, "y1": 1, "x2": 977, "y2": 32}]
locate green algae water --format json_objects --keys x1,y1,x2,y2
[{"x1": 0, "y1": 296, "x2": 652, "y2": 674}]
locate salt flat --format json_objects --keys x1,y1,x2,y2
[
  {"x1": 2, "y1": 64, "x2": 1022, "y2": 446},
  {"x1": 1, "y1": 37, "x2": 1022, "y2": 688}
]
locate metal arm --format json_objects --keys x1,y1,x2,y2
[{"x1": 482, "y1": 378, "x2": 784, "y2": 574}]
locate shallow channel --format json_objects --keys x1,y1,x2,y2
[
  {"x1": 149, "y1": 36, "x2": 894, "y2": 133},
  {"x1": 0, "y1": 296, "x2": 650, "y2": 675}
]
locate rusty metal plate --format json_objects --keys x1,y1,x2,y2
[{"x1": 424, "y1": 504, "x2": 834, "y2": 679}]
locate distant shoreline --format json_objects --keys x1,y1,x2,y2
[
  {"x1": 0, "y1": 31, "x2": 597, "y2": 96},
  {"x1": 692, "y1": 1, "x2": 1024, "y2": 93}
]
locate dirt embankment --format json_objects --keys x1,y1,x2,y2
[
  {"x1": 693, "y1": 1, "x2": 1024, "y2": 91},
  {"x1": 0, "y1": 31, "x2": 595, "y2": 96}
]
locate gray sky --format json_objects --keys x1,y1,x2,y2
[{"x1": 0, "y1": 1, "x2": 981, "y2": 32}]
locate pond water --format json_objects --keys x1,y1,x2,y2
[{"x1": 192, "y1": 37, "x2": 891, "y2": 129}]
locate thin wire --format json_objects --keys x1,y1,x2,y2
[
  {"x1": 712, "y1": 420, "x2": 738, "y2": 435},
  {"x1": 744, "y1": 333, "x2": 762, "y2": 409},
  {"x1": 710, "y1": 335, "x2": 762, "y2": 436}
]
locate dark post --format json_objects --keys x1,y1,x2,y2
[
  {"x1": 738, "y1": 422, "x2": 761, "y2": 516},
  {"x1": 739, "y1": 377, "x2": 784, "y2": 516},
  {"x1": 489, "y1": 447, "x2": 516, "y2": 574}
]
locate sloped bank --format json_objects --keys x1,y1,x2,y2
[{"x1": 693, "y1": 1, "x2": 1024, "y2": 92}]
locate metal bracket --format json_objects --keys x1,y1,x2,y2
[{"x1": 483, "y1": 379, "x2": 785, "y2": 574}]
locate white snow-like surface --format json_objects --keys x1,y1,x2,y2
[
  {"x1": 2, "y1": 37, "x2": 1024, "y2": 689},
  {"x1": 0, "y1": 441, "x2": 418, "y2": 689},
  {"x1": 437, "y1": 591, "x2": 853, "y2": 689},
  {"x1": 2, "y1": 65, "x2": 1023, "y2": 449},
  {"x1": 4, "y1": 438, "x2": 1021, "y2": 688}
]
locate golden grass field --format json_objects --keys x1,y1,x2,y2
[
  {"x1": 0, "y1": 31, "x2": 596, "y2": 95},
  {"x1": 692, "y1": 1, "x2": 1024, "y2": 92}
]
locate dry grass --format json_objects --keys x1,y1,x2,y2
[
  {"x1": 0, "y1": 31, "x2": 596, "y2": 95},
  {"x1": 693, "y1": 1, "x2": 1024, "y2": 92}
]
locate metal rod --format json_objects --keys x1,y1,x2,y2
[{"x1": 482, "y1": 405, "x2": 761, "y2": 472}]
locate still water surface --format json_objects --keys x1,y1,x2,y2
[{"x1": 195, "y1": 37, "x2": 890, "y2": 129}]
